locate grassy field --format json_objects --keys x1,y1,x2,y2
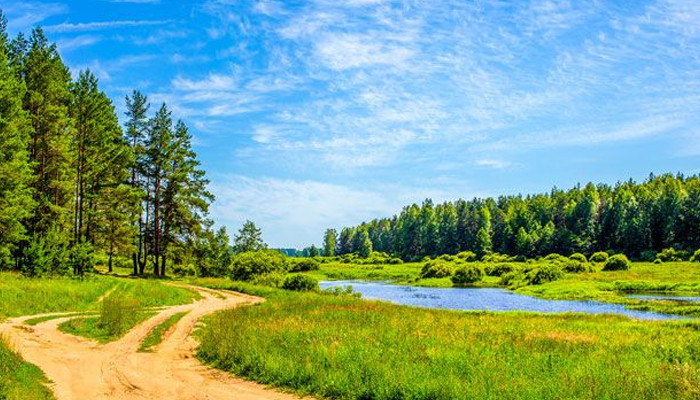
[
  {"x1": 195, "y1": 278, "x2": 700, "y2": 400},
  {"x1": 0, "y1": 338, "x2": 54, "y2": 400}
]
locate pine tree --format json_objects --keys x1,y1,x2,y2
[
  {"x1": 233, "y1": 220, "x2": 266, "y2": 253},
  {"x1": 23, "y1": 27, "x2": 73, "y2": 238},
  {"x1": 0, "y1": 12, "x2": 34, "y2": 267}
]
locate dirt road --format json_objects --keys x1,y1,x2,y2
[{"x1": 0, "y1": 286, "x2": 307, "y2": 400}]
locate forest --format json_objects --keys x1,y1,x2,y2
[
  {"x1": 0, "y1": 12, "x2": 226, "y2": 278},
  {"x1": 327, "y1": 174, "x2": 700, "y2": 261}
]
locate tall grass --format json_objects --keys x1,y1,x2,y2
[
  {"x1": 0, "y1": 336, "x2": 53, "y2": 399},
  {"x1": 198, "y1": 287, "x2": 700, "y2": 400}
]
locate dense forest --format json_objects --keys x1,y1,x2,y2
[
  {"x1": 0, "y1": 12, "x2": 228, "y2": 277},
  {"x1": 327, "y1": 174, "x2": 700, "y2": 261}
]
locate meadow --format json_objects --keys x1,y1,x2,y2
[{"x1": 195, "y1": 278, "x2": 700, "y2": 400}]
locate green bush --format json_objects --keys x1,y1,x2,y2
[
  {"x1": 569, "y1": 253, "x2": 587, "y2": 263},
  {"x1": 603, "y1": 254, "x2": 631, "y2": 271},
  {"x1": 655, "y1": 248, "x2": 687, "y2": 262},
  {"x1": 481, "y1": 253, "x2": 513, "y2": 263},
  {"x1": 691, "y1": 249, "x2": 700, "y2": 262},
  {"x1": 452, "y1": 265, "x2": 484, "y2": 285},
  {"x1": 639, "y1": 250, "x2": 657, "y2": 262},
  {"x1": 99, "y1": 294, "x2": 141, "y2": 336},
  {"x1": 526, "y1": 265, "x2": 563, "y2": 285},
  {"x1": 561, "y1": 259, "x2": 590, "y2": 273},
  {"x1": 499, "y1": 271, "x2": 525, "y2": 287},
  {"x1": 289, "y1": 258, "x2": 320, "y2": 272},
  {"x1": 388, "y1": 258, "x2": 403, "y2": 264},
  {"x1": 252, "y1": 272, "x2": 285, "y2": 288},
  {"x1": 22, "y1": 229, "x2": 70, "y2": 277},
  {"x1": 419, "y1": 260, "x2": 453, "y2": 279},
  {"x1": 438, "y1": 254, "x2": 455, "y2": 262},
  {"x1": 484, "y1": 263, "x2": 515, "y2": 277},
  {"x1": 69, "y1": 241, "x2": 95, "y2": 276},
  {"x1": 456, "y1": 251, "x2": 477, "y2": 262},
  {"x1": 231, "y1": 250, "x2": 288, "y2": 281},
  {"x1": 590, "y1": 252, "x2": 609, "y2": 263},
  {"x1": 282, "y1": 274, "x2": 319, "y2": 292},
  {"x1": 172, "y1": 264, "x2": 196, "y2": 276},
  {"x1": 543, "y1": 253, "x2": 565, "y2": 261},
  {"x1": 653, "y1": 258, "x2": 663, "y2": 264}
]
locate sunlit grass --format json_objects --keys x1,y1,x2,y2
[
  {"x1": 139, "y1": 312, "x2": 188, "y2": 352},
  {"x1": 197, "y1": 282, "x2": 700, "y2": 400},
  {"x1": 0, "y1": 336, "x2": 54, "y2": 400}
]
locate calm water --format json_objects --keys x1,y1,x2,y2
[
  {"x1": 626, "y1": 293, "x2": 700, "y2": 302},
  {"x1": 319, "y1": 280, "x2": 686, "y2": 320}
]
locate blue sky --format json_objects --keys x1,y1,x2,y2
[{"x1": 2, "y1": 0, "x2": 699, "y2": 248}]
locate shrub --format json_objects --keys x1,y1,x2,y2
[
  {"x1": 452, "y1": 265, "x2": 484, "y2": 285},
  {"x1": 388, "y1": 258, "x2": 403, "y2": 264},
  {"x1": 569, "y1": 253, "x2": 587, "y2": 263},
  {"x1": 691, "y1": 250, "x2": 700, "y2": 262},
  {"x1": 252, "y1": 272, "x2": 285, "y2": 288},
  {"x1": 99, "y1": 294, "x2": 140, "y2": 336},
  {"x1": 603, "y1": 254, "x2": 631, "y2": 271},
  {"x1": 69, "y1": 241, "x2": 95, "y2": 276},
  {"x1": 484, "y1": 263, "x2": 515, "y2": 277},
  {"x1": 653, "y1": 258, "x2": 663, "y2": 264},
  {"x1": 231, "y1": 250, "x2": 288, "y2": 281},
  {"x1": 590, "y1": 252, "x2": 609, "y2": 263},
  {"x1": 499, "y1": 271, "x2": 525, "y2": 287},
  {"x1": 481, "y1": 253, "x2": 513, "y2": 263},
  {"x1": 561, "y1": 259, "x2": 589, "y2": 273},
  {"x1": 543, "y1": 253, "x2": 566, "y2": 262},
  {"x1": 656, "y1": 248, "x2": 687, "y2": 262},
  {"x1": 289, "y1": 258, "x2": 320, "y2": 272},
  {"x1": 526, "y1": 265, "x2": 564, "y2": 285},
  {"x1": 172, "y1": 264, "x2": 196, "y2": 276},
  {"x1": 456, "y1": 251, "x2": 477, "y2": 262},
  {"x1": 22, "y1": 229, "x2": 70, "y2": 277},
  {"x1": 419, "y1": 260, "x2": 453, "y2": 279},
  {"x1": 282, "y1": 275, "x2": 319, "y2": 292},
  {"x1": 438, "y1": 254, "x2": 455, "y2": 262}
]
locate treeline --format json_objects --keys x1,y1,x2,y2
[
  {"x1": 0, "y1": 12, "x2": 221, "y2": 276},
  {"x1": 325, "y1": 174, "x2": 700, "y2": 261}
]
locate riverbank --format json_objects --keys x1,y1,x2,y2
[{"x1": 194, "y1": 278, "x2": 700, "y2": 400}]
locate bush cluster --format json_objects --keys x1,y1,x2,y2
[
  {"x1": 603, "y1": 254, "x2": 631, "y2": 271},
  {"x1": 456, "y1": 251, "x2": 477, "y2": 262},
  {"x1": 289, "y1": 258, "x2": 320, "y2": 272},
  {"x1": 231, "y1": 250, "x2": 288, "y2": 281},
  {"x1": 569, "y1": 253, "x2": 587, "y2": 263},
  {"x1": 451, "y1": 265, "x2": 484, "y2": 285},
  {"x1": 420, "y1": 260, "x2": 454, "y2": 279},
  {"x1": 691, "y1": 249, "x2": 700, "y2": 262},
  {"x1": 590, "y1": 252, "x2": 609, "y2": 263},
  {"x1": 525, "y1": 265, "x2": 564, "y2": 285},
  {"x1": 282, "y1": 275, "x2": 319, "y2": 292},
  {"x1": 484, "y1": 263, "x2": 516, "y2": 277},
  {"x1": 655, "y1": 248, "x2": 687, "y2": 262}
]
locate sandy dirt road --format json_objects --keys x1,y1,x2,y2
[{"x1": 0, "y1": 286, "x2": 308, "y2": 400}]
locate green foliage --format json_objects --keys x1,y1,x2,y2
[
  {"x1": 69, "y1": 241, "x2": 95, "y2": 276},
  {"x1": 282, "y1": 274, "x2": 319, "y2": 292},
  {"x1": 456, "y1": 251, "x2": 477, "y2": 261},
  {"x1": 590, "y1": 251, "x2": 609, "y2": 263},
  {"x1": 230, "y1": 250, "x2": 287, "y2": 281},
  {"x1": 654, "y1": 258, "x2": 663, "y2": 264},
  {"x1": 288, "y1": 258, "x2": 320, "y2": 272},
  {"x1": 481, "y1": 253, "x2": 514, "y2": 263},
  {"x1": 499, "y1": 271, "x2": 525, "y2": 287},
  {"x1": 419, "y1": 259, "x2": 453, "y2": 279},
  {"x1": 691, "y1": 249, "x2": 700, "y2": 262},
  {"x1": 525, "y1": 264, "x2": 564, "y2": 285},
  {"x1": 484, "y1": 263, "x2": 516, "y2": 277},
  {"x1": 603, "y1": 254, "x2": 631, "y2": 271},
  {"x1": 656, "y1": 248, "x2": 687, "y2": 262},
  {"x1": 251, "y1": 272, "x2": 285, "y2": 288},
  {"x1": 98, "y1": 293, "x2": 141, "y2": 337},
  {"x1": 569, "y1": 253, "x2": 588, "y2": 263},
  {"x1": 233, "y1": 220, "x2": 266, "y2": 253},
  {"x1": 561, "y1": 259, "x2": 590, "y2": 273},
  {"x1": 22, "y1": 228, "x2": 69, "y2": 277},
  {"x1": 451, "y1": 265, "x2": 484, "y2": 285},
  {"x1": 323, "y1": 229, "x2": 337, "y2": 257}
]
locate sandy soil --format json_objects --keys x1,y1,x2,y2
[{"x1": 0, "y1": 285, "x2": 309, "y2": 400}]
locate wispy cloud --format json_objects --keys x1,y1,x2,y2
[
  {"x1": 0, "y1": 1, "x2": 66, "y2": 32},
  {"x1": 45, "y1": 19, "x2": 172, "y2": 33},
  {"x1": 56, "y1": 34, "x2": 101, "y2": 52}
]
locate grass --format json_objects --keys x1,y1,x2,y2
[
  {"x1": 196, "y1": 280, "x2": 700, "y2": 400},
  {"x1": 0, "y1": 336, "x2": 54, "y2": 400},
  {"x1": 139, "y1": 312, "x2": 188, "y2": 352},
  {"x1": 24, "y1": 313, "x2": 93, "y2": 326}
]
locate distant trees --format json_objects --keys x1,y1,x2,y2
[
  {"x1": 0, "y1": 13, "x2": 215, "y2": 276},
  {"x1": 332, "y1": 174, "x2": 700, "y2": 261}
]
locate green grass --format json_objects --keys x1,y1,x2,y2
[
  {"x1": 0, "y1": 337, "x2": 53, "y2": 400},
  {"x1": 139, "y1": 312, "x2": 188, "y2": 352},
  {"x1": 196, "y1": 281, "x2": 700, "y2": 400},
  {"x1": 24, "y1": 313, "x2": 94, "y2": 326}
]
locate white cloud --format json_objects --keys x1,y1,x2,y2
[
  {"x1": 1, "y1": 1, "x2": 66, "y2": 32},
  {"x1": 474, "y1": 159, "x2": 512, "y2": 169},
  {"x1": 56, "y1": 35, "x2": 101, "y2": 52},
  {"x1": 45, "y1": 19, "x2": 172, "y2": 33},
  {"x1": 314, "y1": 32, "x2": 414, "y2": 70}
]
